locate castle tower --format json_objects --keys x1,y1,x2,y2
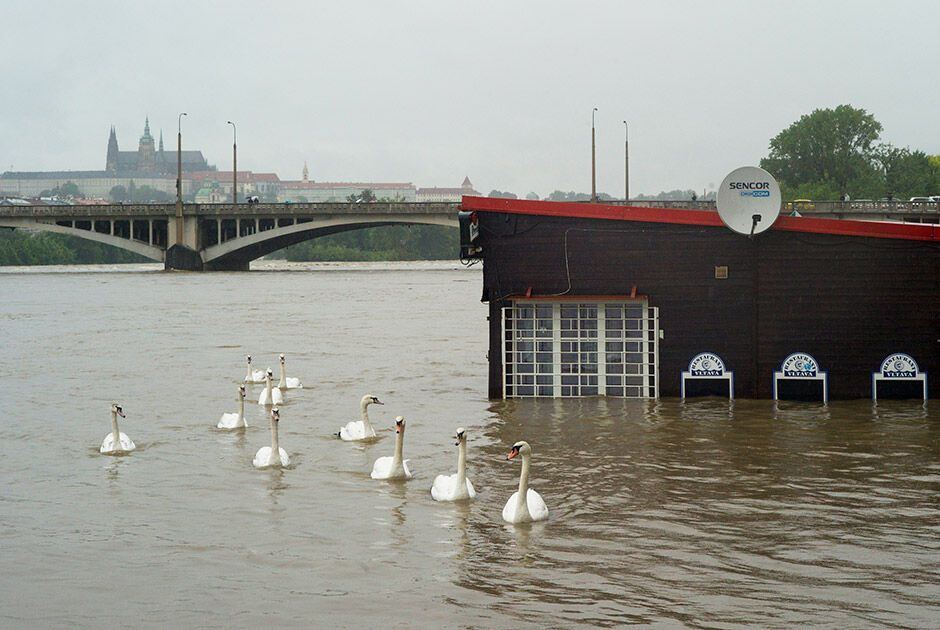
[
  {"x1": 106, "y1": 126, "x2": 120, "y2": 172},
  {"x1": 302, "y1": 161, "x2": 309, "y2": 182},
  {"x1": 137, "y1": 116, "x2": 156, "y2": 173}
]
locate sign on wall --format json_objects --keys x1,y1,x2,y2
[
  {"x1": 681, "y1": 352, "x2": 734, "y2": 399},
  {"x1": 872, "y1": 353, "x2": 927, "y2": 401},
  {"x1": 773, "y1": 352, "x2": 828, "y2": 402}
]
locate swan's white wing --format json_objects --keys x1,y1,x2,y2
[
  {"x1": 502, "y1": 491, "x2": 522, "y2": 523},
  {"x1": 402, "y1": 459, "x2": 413, "y2": 480},
  {"x1": 431, "y1": 473, "x2": 457, "y2": 501},
  {"x1": 277, "y1": 447, "x2": 290, "y2": 466},
  {"x1": 339, "y1": 421, "x2": 364, "y2": 441},
  {"x1": 371, "y1": 456, "x2": 393, "y2": 479},
  {"x1": 119, "y1": 433, "x2": 136, "y2": 452},
  {"x1": 100, "y1": 433, "x2": 114, "y2": 453},
  {"x1": 246, "y1": 370, "x2": 265, "y2": 383},
  {"x1": 272, "y1": 388, "x2": 284, "y2": 405},
  {"x1": 217, "y1": 412, "x2": 243, "y2": 429},
  {"x1": 253, "y1": 447, "x2": 272, "y2": 468},
  {"x1": 101, "y1": 432, "x2": 135, "y2": 454},
  {"x1": 465, "y1": 477, "x2": 477, "y2": 499},
  {"x1": 526, "y1": 489, "x2": 549, "y2": 521},
  {"x1": 258, "y1": 390, "x2": 269, "y2": 405},
  {"x1": 285, "y1": 377, "x2": 303, "y2": 389}
]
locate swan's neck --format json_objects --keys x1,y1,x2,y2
[
  {"x1": 270, "y1": 416, "x2": 280, "y2": 457},
  {"x1": 278, "y1": 362, "x2": 286, "y2": 388},
  {"x1": 516, "y1": 452, "x2": 531, "y2": 513},
  {"x1": 360, "y1": 401, "x2": 373, "y2": 431},
  {"x1": 110, "y1": 410, "x2": 121, "y2": 444},
  {"x1": 237, "y1": 393, "x2": 245, "y2": 423},
  {"x1": 392, "y1": 429, "x2": 404, "y2": 467},
  {"x1": 456, "y1": 440, "x2": 467, "y2": 487},
  {"x1": 265, "y1": 376, "x2": 272, "y2": 399},
  {"x1": 246, "y1": 361, "x2": 252, "y2": 380}
]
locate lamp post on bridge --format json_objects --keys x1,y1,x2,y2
[
  {"x1": 176, "y1": 112, "x2": 187, "y2": 245},
  {"x1": 623, "y1": 120, "x2": 629, "y2": 203},
  {"x1": 591, "y1": 107, "x2": 598, "y2": 203},
  {"x1": 227, "y1": 121, "x2": 237, "y2": 205}
]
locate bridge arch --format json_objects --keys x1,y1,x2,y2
[
  {"x1": 200, "y1": 214, "x2": 458, "y2": 270},
  {"x1": 0, "y1": 217, "x2": 165, "y2": 262}
]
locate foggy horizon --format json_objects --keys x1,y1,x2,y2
[{"x1": 2, "y1": 0, "x2": 938, "y2": 198}]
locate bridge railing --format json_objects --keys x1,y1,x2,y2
[{"x1": 0, "y1": 201, "x2": 462, "y2": 218}]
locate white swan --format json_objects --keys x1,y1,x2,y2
[
  {"x1": 371, "y1": 416, "x2": 413, "y2": 480},
  {"x1": 253, "y1": 407, "x2": 290, "y2": 468},
  {"x1": 244, "y1": 354, "x2": 265, "y2": 384},
  {"x1": 277, "y1": 353, "x2": 303, "y2": 390},
  {"x1": 502, "y1": 441, "x2": 549, "y2": 523},
  {"x1": 100, "y1": 402, "x2": 135, "y2": 454},
  {"x1": 217, "y1": 384, "x2": 247, "y2": 430},
  {"x1": 258, "y1": 368, "x2": 284, "y2": 406},
  {"x1": 431, "y1": 427, "x2": 477, "y2": 501},
  {"x1": 337, "y1": 394, "x2": 383, "y2": 441}
]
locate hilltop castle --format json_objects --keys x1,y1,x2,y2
[{"x1": 105, "y1": 117, "x2": 210, "y2": 175}]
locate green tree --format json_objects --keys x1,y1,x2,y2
[
  {"x1": 488, "y1": 190, "x2": 518, "y2": 199},
  {"x1": 39, "y1": 181, "x2": 82, "y2": 199},
  {"x1": 346, "y1": 189, "x2": 376, "y2": 203},
  {"x1": 760, "y1": 105, "x2": 882, "y2": 196},
  {"x1": 876, "y1": 148, "x2": 940, "y2": 198},
  {"x1": 110, "y1": 185, "x2": 128, "y2": 202}
]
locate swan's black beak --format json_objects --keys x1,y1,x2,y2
[{"x1": 116, "y1": 407, "x2": 126, "y2": 418}]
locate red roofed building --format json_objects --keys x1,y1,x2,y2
[{"x1": 417, "y1": 176, "x2": 479, "y2": 202}]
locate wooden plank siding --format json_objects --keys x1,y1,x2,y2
[{"x1": 477, "y1": 212, "x2": 939, "y2": 399}]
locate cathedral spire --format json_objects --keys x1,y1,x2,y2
[
  {"x1": 106, "y1": 125, "x2": 120, "y2": 172},
  {"x1": 143, "y1": 116, "x2": 152, "y2": 140},
  {"x1": 158, "y1": 129, "x2": 164, "y2": 152},
  {"x1": 302, "y1": 161, "x2": 309, "y2": 182}
]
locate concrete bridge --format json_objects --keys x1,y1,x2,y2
[
  {"x1": 2, "y1": 198, "x2": 935, "y2": 270},
  {"x1": 0, "y1": 202, "x2": 461, "y2": 270}
]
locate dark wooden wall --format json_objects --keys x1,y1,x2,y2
[{"x1": 478, "y1": 212, "x2": 939, "y2": 399}]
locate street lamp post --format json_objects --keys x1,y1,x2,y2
[
  {"x1": 591, "y1": 107, "x2": 598, "y2": 203},
  {"x1": 176, "y1": 112, "x2": 187, "y2": 245},
  {"x1": 227, "y1": 121, "x2": 237, "y2": 205},
  {"x1": 623, "y1": 120, "x2": 629, "y2": 202}
]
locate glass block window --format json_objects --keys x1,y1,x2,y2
[{"x1": 503, "y1": 300, "x2": 659, "y2": 398}]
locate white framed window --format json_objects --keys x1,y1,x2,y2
[{"x1": 502, "y1": 299, "x2": 659, "y2": 398}]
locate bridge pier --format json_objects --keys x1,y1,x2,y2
[{"x1": 165, "y1": 245, "x2": 204, "y2": 271}]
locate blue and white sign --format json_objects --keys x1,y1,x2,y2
[
  {"x1": 781, "y1": 352, "x2": 820, "y2": 378},
  {"x1": 879, "y1": 353, "x2": 919, "y2": 378},
  {"x1": 681, "y1": 352, "x2": 734, "y2": 399},
  {"x1": 688, "y1": 352, "x2": 727, "y2": 377},
  {"x1": 872, "y1": 353, "x2": 927, "y2": 401},
  {"x1": 773, "y1": 352, "x2": 828, "y2": 402}
]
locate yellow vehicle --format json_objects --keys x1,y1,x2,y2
[{"x1": 785, "y1": 199, "x2": 815, "y2": 212}]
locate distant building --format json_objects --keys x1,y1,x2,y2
[
  {"x1": 106, "y1": 118, "x2": 211, "y2": 176},
  {"x1": 416, "y1": 176, "x2": 479, "y2": 202},
  {"x1": 0, "y1": 118, "x2": 214, "y2": 198},
  {"x1": 279, "y1": 181, "x2": 416, "y2": 202},
  {"x1": 185, "y1": 171, "x2": 281, "y2": 202}
]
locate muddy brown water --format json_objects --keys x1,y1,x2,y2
[{"x1": 1, "y1": 261, "x2": 937, "y2": 628}]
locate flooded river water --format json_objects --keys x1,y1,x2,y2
[{"x1": 1, "y1": 261, "x2": 938, "y2": 628}]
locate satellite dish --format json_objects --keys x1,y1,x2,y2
[{"x1": 716, "y1": 166, "x2": 781, "y2": 236}]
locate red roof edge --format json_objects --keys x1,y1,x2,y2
[{"x1": 460, "y1": 196, "x2": 938, "y2": 243}]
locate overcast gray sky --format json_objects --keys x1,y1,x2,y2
[{"x1": 2, "y1": 0, "x2": 938, "y2": 197}]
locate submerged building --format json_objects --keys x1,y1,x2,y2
[{"x1": 459, "y1": 196, "x2": 938, "y2": 401}]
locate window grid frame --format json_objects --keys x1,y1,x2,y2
[{"x1": 503, "y1": 300, "x2": 659, "y2": 399}]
